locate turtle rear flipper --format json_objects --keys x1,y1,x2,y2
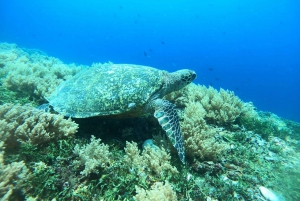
[
  {"x1": 37, "y1": 103, "x2": 58, "y2": 114},
  {"x1": 153, "y1": 99, "x2": 185, "y2": 164},
  {"x1": 37, "y1": 103, "x2": 50, "y2": 112}
]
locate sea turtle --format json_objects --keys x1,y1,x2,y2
[{"x1": 46, "y1": 63, "x2": 196, "y2": 163}]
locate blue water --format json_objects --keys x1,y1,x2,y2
[{"x1": 1, "y1": 0, "x2": 300, "y2": 122}]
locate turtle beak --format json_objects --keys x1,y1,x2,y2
[
  {"x1": 191, "y1": 71, "x2": 197, "y2": 80},
  {"x1": 185, "y1": 70, "x2": 197, "y2": 83}
]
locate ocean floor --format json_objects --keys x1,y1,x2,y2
[{"x1": 1, "y1": 42, "x2": 300, "y2": 200}]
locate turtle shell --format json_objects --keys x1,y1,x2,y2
[{"x1": 47, "y1": 63, "x2": 164, "y2": 118}]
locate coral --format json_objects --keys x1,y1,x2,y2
[
  {"x1": 165, "y1": 83, "x2": 246, "y2": 125},
  {"x1": 73, "y1": 135, "x2": 112, "y2": 176},
  {"x1": 163, "y1": 83, "x2": 252, "y2": 161},
  {"x1": 201, "y1": 87, "x2": 243, "y2": 125},
  {"x1": 180, "y1": 100, "x2": 229, "y2": 161},
  {"x1": 124, "y1": 142, "x2": 178, "y2": 178},
  {"x1": 0, "y1": 141, "x2": 31, "y2": 200},
  {"x1": 134, "y1": 181, "x2": 178, "y2": 201},
  {"x1": 0, "y1": 42, "x2": 83, "y2": 102},
  {"x1": 184, "y1": 127, "x2": 229, "y2": 161},
  {"x1": 0, "y1": 103, "x2": 78, "y2": 146},
  {"x1": 181, "y1": 101, "x2": 208, "y2": 131}
]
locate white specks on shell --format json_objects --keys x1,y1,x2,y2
[{"x1": 48, "y1": 63, "x2": 163, "y2": 117}]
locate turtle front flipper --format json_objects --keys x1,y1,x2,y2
[{"x1": 152, "y1": 99, "x2": 185, "y2": 164}]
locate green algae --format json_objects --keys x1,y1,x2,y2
[
  {"x1": 238, "y1": 111, "x2": 292, "y2": 139},
  {"x1": 3, "y1": 117, "x2": 299, "y2": 201}
]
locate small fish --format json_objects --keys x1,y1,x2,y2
[
  {"x1": 144, "y1": 51, "x2": 147, "y2": 57},
  {"x1": 160, "y1": 41, "x2": 165, "y2": 45},
  {"x1": 208, "y1": 67, "x2": 214, "y2": 71}
]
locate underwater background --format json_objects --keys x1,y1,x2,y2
[
  {"x1": 1, "y1": 1, "x2": 300, "y2": 201},
  {"x1": 1, "y1": 0, "x2": 300, "y2": 122}
]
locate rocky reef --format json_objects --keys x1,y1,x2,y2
[{"x1": 0, "y1": 43, "x2": 299, "y2": 200}]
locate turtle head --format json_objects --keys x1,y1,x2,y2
[
  {"x1": 163, "y1": 69, "x2": 196, "y2": 93},
  {"x1": 175, "y1": 69, "x2": 197, "y2": 86}
]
